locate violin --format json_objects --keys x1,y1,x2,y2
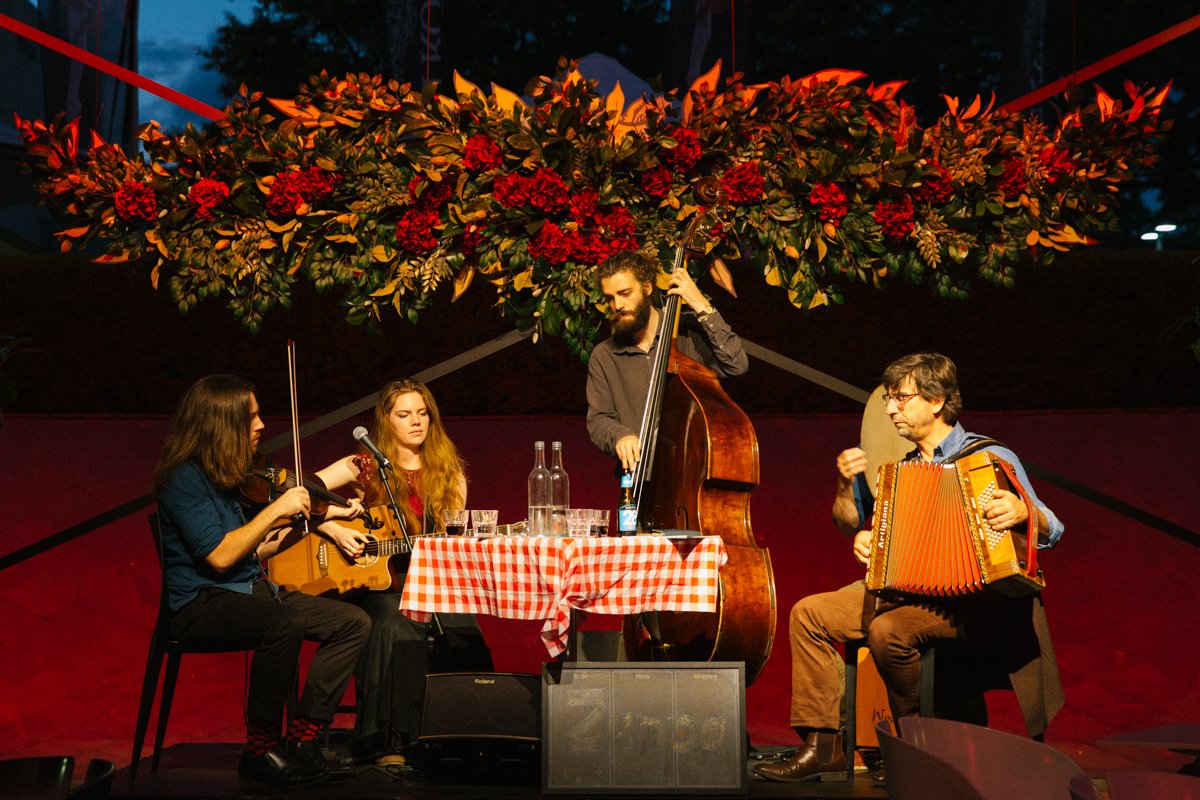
[{"x1": 238, "y1": 451, "x2": 350, "y2": 524}]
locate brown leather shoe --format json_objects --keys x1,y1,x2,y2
[{"x1": 752, "y1": 731, "x2": 848, "y2": 782}]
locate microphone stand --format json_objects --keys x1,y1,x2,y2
[{"x1": 376, "y1": 461, "x2": 446, "y2": 655}]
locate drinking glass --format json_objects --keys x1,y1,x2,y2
[
  {"x1": 442, "y1": 509, "x2": 469, "y2": 536},
  {"x1": 566, "y1": 507, "x2": 593, "y2": 537},
  {"x1": 471, "y1": 509, "x2": 498, "y2": 536},
  {"x1": 589, "y1": 509, "x2": 611, "y2": 538}
]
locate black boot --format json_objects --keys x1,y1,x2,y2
[{"x1": 752, "y1": 730, "x2": 847, "y2": 782}]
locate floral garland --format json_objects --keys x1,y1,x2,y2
[{"x1": 16, "y1": 60, "x2": 1170, "y2": 358}]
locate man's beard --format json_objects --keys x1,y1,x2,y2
[{"x1": 611, "y1": 294, "x2": 652, "y2": 342}]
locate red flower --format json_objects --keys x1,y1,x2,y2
[
  {"x1": 187, "y1": 177, "x2": 229, "y2": 221},
  {"x1": 528, "y1": 221, "x2": 575, "y2": 264},
  {"x1": 408, "y1": 176, "x2": 452, "y2": 210},
  {"x1": 999, "y1": 158, "x2": 1026, "y2": 200},
  {"x1": 663, "y1": 126, "x2": 701, "y2": 172},
  {"x1": 114, "y1": 180, "x2": 157, "y2": 222},
  {"x1": 573, "y1": 232, "x2": 612, "y2": 266},
  {"x1": 462, "y1": 134, "x2": 502, "y2": 172},
  {"x1": 722, "y1": 161, "x2": 765, "y2": 205},
  {"x1": 460, "y1": 220, "x2": 485, "y2": 252},
  {"x1": 595, "y1": 204, "x2": 635, "y2": 237},
  {"x1": 527, "y1": 168, "x2": 569, "y2": 212},
  {"x1": 266, "y1": 166, "x2": 341, "y2": 217},
  {"x1": 493, "y1": 173, "x2": 530, "y2": 208},
  {"x1": 873, "y1": 194, "x2": 915, "y2": 244},
  {"x1": 640, "y1": 166, "x2": 672, "y2": 199},
  {"x1": 913, "y1": 163, "x2": 953, "y2": 205},
  {"x1": 394, "y1": 209, "x2": 440, "y2": 253},
  {"x1": 570, "y1": 189, "x2": 599, "y2": 224},
  {"x1": 1038, "y1": 145, "x2": 1075, "y2": 185},
  {"x1": 809, "y1": 182, "x2": 848, "y2": 226}
]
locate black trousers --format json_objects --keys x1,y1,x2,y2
[
  {"x1": 350, "y1": 589, "x2": 492, "y2": 743},
  {"x1": 168, "y1": 581, "x2": 371, "y2": 728}
]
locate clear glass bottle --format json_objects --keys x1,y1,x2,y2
[
  {"x1": 618, "y1": 470, "x2": 637, "y2": 535},
  {"x1": 527, "y1": 441, "x2": 550, "y2": 536},
  {"x1": 548, "y1": 441, "x2": 570, "y2": 536}
]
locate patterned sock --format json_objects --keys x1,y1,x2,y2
[
  {"x1": 246, "y1": 720, "x2": 278, "y2": 756},
  {"x1": 286, "y1": 716, "x2": 322, "y2": 743}
]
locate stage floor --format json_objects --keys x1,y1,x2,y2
[{"x1": 120, "y1": 741, "x2": 893, "y2": 800}]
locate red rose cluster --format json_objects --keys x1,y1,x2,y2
[
  {"x1": 462, "y1": 134, "x2": 502, "y2": 172},
  {"x1": 266, "y1": 166, "x2": 341, "y2": 218},
  {"x1": 187, "y1": 177, "x2": 230, "y2": 221},
  {"x1": 114, "y1": 180, "x2": 157, "y2": 223},
  {"x1": 527, "y1": 195, "x2": 639, "y2": 266},
  {"x1": 393, "y1": 176, "x2": 454, "y2": 253},
  {"x1": 663, "y1": 127, "x2": 701, "y2": 172},
  {"x1": 873, "y1": 194, "x2": 915, "y2": 243},
  {"x1": 1038, "y1": 145, "x2": 1075, "y2": 185},
  {"x1": 912, "y1": 163, "x2": 953, "y2": 205},
  {"x1": 999, "y1": 158, "x2": 1026, "y2": 200},
  {"x1": 493, "y1": 168, "x2": 569, "y2": 212},
  {"x1": 640, "y1": 166, "x2": 672, "y2": 200},
  {"x1": 721, "y1": 161, "x2": 765, "y2": 205},
  {"x1": 394, "y1": 209, "x2": 441, "y2": 253},
  {"x1": 809, "y1": 182, "x2": 848, "y2": 226}
]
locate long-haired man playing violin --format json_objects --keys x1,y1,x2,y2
[{"x1": 153, "y1": 374, "x2": 369, "y2": 788}]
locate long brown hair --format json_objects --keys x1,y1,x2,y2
[
  {"x1": 367, "y1": 379, "x2": 466, "y2": 532},
  {"x1": 154, "y1": 375, "x2": 256, "y2": 493}
]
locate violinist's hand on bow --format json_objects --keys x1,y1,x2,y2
[
  {"x1": 324, "y1": 497, "x2": 365, "y2": 523},
  {"x1": 323, "y1": 522, "x2": 371, "y2": 559},
  {"x1": 615, "y1": 434, "x2": 641, "y2": 472},
  {"x1": 983, "y1": 489, "x2": 1028, "y2": 531},
  {"x1": 667, "y1": 268, "x2": 712, "y2": 315},
  {"x1": 270, "y1": 486, "x2": 311, "y2": 525}
]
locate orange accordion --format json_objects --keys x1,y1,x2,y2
[{"x1": 865, "y1": 451, "x2": 1045, "y2": 598}]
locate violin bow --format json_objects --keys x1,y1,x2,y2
[{"x1": 286, "y1": 339, "x2": 308, "y2": 534}]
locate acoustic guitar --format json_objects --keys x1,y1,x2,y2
[{"x1": 267, "y1": 505, "x2": 411, "y2": 596}]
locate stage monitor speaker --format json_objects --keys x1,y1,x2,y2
[
  {"x1": 542, "y1": 662, "x2": 747, "y2": 795},
  {"x1": 416, "y1": 672, "x2": 541, "y2": 784}
]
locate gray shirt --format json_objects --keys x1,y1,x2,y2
[{"x1": 585, "y1": 309, "x2": 749, "y2": 457}]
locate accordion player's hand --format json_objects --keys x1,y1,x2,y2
[
  {"x1": 852, "y1": 529, "x2": 873, "y2": 566},
  {"x1": 983, "y1": 489, "x2": 1028, "y2": 530}
]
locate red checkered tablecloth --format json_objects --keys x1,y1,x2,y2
[{"x1": 398, "y1": 535, "x2": 728, "y2": 657}]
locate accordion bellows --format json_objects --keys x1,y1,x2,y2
[{"x1": 866, "y1": 451, "x2": 1044, "y2": 598}]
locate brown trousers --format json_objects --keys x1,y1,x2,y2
[{"x1": 788, "y1": 580, "x2": 1006, "y2": 730}]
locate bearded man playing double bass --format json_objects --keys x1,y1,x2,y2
[{"x1": 586, "y1": 250, "x2": 749, "y2": 470}]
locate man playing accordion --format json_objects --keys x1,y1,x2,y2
[{"x1": 755, "y1": 353, "x2": 1064, "y2": 783}]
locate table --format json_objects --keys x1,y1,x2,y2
[{"x1": 398, "y1": 535, "x2": 728, "y2": 658}]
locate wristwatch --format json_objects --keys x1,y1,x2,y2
[{"x1": 696, "y1": 305, "x2": 716, "y2": 321}]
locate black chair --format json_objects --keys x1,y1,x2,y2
[
  {"x1": 129, "y1": 513, "x2": 252, "y2": 783},
  {"x1": 0, "y1": 756, "x2": 74, "y2": 799},
  {"x1": 68, "y1": 759, "x2": 115, "y2": 799}
]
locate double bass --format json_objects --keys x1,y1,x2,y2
[{"x1": 621, "y1": 179, "x2": 777, "y2": 685}]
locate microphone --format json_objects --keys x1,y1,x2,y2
[{"x1": 352, "y1": 426, "x2": 391, "y2": 470}]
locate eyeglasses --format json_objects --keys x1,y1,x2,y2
[{"x1": 881, "y1": 392, "x2": 920, "y2": 409}]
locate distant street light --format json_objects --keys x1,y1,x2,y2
[
  {"x1": 1154, "y1": 223, "x2": 1178, "y2": 232},
  {"x1": 1142, "y1": 222, "x2": 1178, "y2": 251}
]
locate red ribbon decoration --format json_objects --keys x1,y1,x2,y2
[
  {"x1": 0, "y1": 11, "x2": 223, "y2": 122},
  {"x1": 1001, "y1": 13, "x2": 1200, "y2": 112}
]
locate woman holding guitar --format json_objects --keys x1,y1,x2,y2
[{"x1": 313, "y1": 378, "x2": 493, "y2": 762}]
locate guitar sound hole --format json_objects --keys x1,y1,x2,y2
[{"x1": 357, "y1": 535, "x2": 379, "y2": 567}]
